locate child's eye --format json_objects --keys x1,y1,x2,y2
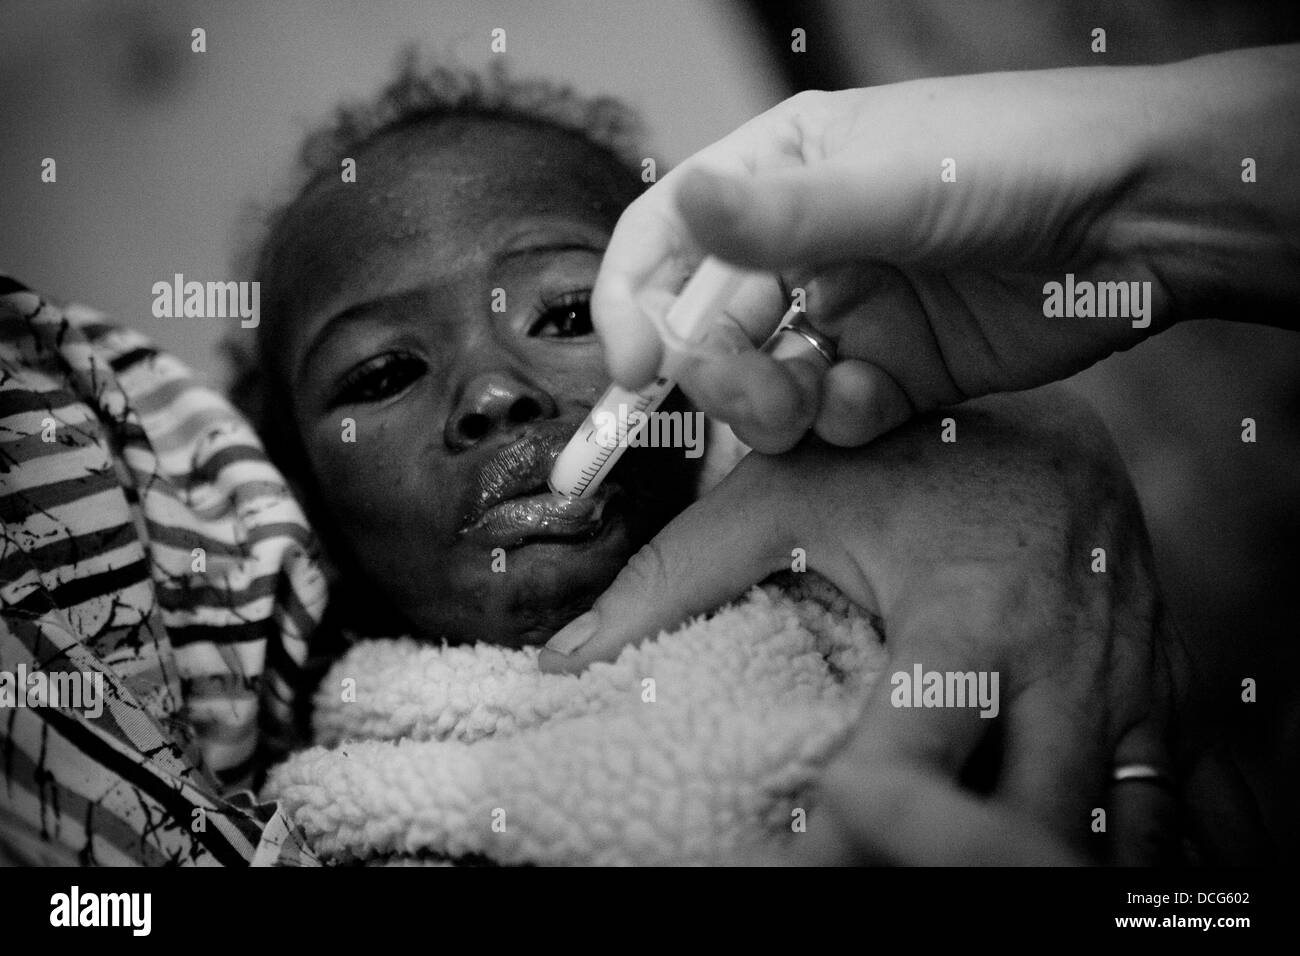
[
  {"x1": 528, "y1": 293, "x2": 593, "y2": 339},
  {"x1": 331, "y1": 352, "x2": 426, "y2": 407}
]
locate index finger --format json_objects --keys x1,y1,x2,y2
[
  {"x1": 538, "y1": 458, "x2": 791, "y2": 673},
  {"x1": 591, "y1": 191, "x2": 702, "y2": 388},
  {"x1": 592, "y1": 100, "x2": 819, "y2": 388}
]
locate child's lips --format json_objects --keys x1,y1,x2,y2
[
  {"x1": 463, "y1": 484, "x2": 616, "y2": 546},
  {"x1": 459, "y1": 424, "x2": 620, "y2": 546}
]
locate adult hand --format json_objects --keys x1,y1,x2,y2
[
  {"x1": 540, "y1": 389, "x2": 1174, "y2": 862},
  {"x1": 593, "y1": 45, "x2": 1300, "y2": 453}
]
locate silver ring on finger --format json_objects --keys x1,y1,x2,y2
[
  {"x1": 763, "y1": 308, "x2": 837, "y2": 367},
  {"x1": 1111, "y1": 763, "x2": 1172, "y2": 790}
]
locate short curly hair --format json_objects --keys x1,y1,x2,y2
[{"x1": 223, "y1": 49, "x2": 648, "y2": 437}]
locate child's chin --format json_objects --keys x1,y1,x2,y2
[
  {"x1": 432, "y1": 516, "x2": 637, "y2": 642},
  {"x1": 491, "y1": 514, "x2": 635, "y2": 593}
]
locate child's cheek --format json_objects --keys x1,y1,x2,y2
[{"x1": 303, "y1": 415, "x2": 444, "y2": 532}]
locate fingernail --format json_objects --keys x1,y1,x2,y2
[
  {"x1": 544, "y1": 611, "x2": 599, "y2": 656},
  {"x1": 637, "y1": 285, "x2": 711, "y2": 381}
]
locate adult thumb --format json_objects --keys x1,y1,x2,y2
[
  {"x1": 537, "y1": 487, "x2": 790, "y2": 674},
  {"x1": 674, "y1": 162, "x2": 902, "y2": 271}
]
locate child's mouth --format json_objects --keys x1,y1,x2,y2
[
  {"x1": 459, "y1": 425, "x2": 620, "y2": 547},
  {"x1": 462, "y1": 483, "x2": 615, "y2": 547}
]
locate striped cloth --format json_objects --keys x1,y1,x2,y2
[{"x1": 0, "y1": 276, "x2": 327, "y2": 865}]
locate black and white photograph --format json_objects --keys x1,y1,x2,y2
[{"x1": 0, "y1": 0, "x2": 1295, "y2": 930}]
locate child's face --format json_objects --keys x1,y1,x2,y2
[{"x1": 259, "y1": 116, "x2": 700, "y2": 647}]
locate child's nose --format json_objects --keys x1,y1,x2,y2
[{"x1": 445, "y1": 370, "x2": 558, "y2": 449}]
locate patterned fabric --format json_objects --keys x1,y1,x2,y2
[{"x1": 0, "y1": 276, "x2": 327, "y2": 865}]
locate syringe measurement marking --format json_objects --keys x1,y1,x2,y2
[{"x1": 566, "y1": 386, "x2": 665, "y2": 496}]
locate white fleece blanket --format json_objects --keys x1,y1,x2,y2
[{"x1": 264, "y1": 579, "x2": 885, "y2": 865}]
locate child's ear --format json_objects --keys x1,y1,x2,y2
[
  {"x1": 219, "y1": 331, "x2": 265, "y2": 424},
  {"x1": 221, "y1": 329, "x2": 313, "y2": 502},
  {"x1": 257, "y1": 398, "x2": 319, "y2": 527},
  {"x1": 224, "y1": 349, "x2": 322, "y2": 543}
]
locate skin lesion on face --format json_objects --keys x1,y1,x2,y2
[{"x1": 258, "y1": 114, "x2": 703, "y2": 648}]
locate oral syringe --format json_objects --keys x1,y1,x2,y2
[{"x1": 547, "y1": 257, "x2": 826, "y2": 498}]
